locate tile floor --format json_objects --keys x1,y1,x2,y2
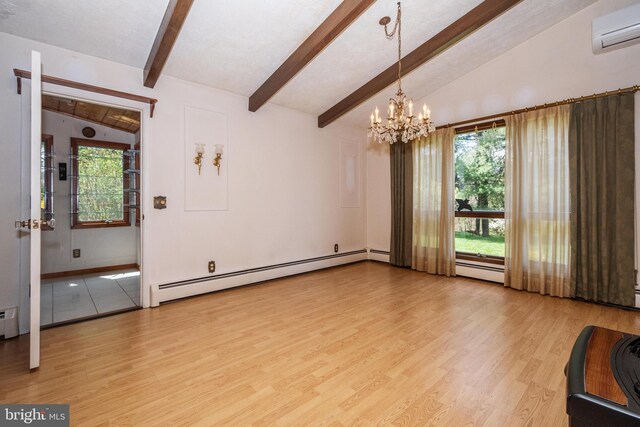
[{"x1": 40, "y1": 269, "x2": 140, "y2": 326}]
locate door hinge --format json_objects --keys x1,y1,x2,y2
[
  {"x1": 15, "y1": 220, "x2": 31, "y2": 229},
  {"x1": 14, "y1": 219, "x2": 40, "y2": 230}
]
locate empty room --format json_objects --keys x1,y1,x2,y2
[{"x1": 1, "y1": 0, "x2": 640, "y2": 426}]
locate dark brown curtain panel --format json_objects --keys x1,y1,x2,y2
[
  {"x1": 569, "y1": 92, "x2": 636, "y2": 306},
  {"x1": 389, "y1": 142, "x2": 413, "y2": 267}
]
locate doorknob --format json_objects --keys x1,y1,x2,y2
[
  {"x1": 14, "y1": 219, "x2": 40, "y2": 230},
  {"x1": 42, "y1": 218, "x2": 55, "y2": 229}
]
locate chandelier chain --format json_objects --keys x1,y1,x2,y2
[
  {"x1": 368, "y1": 2, "x2": 434, "y2": 144},
  {"x1": 382, "y1": 2, "x2": 403, "y2": 91}
]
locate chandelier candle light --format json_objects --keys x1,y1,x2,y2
[{"x1": 368, "y1": 2, "x2": 434, "y2": 144}]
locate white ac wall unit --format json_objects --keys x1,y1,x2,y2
[{"x1": 592, "y1": 2, "x2": 640, "y2": 54}]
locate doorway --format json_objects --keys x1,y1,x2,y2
[{"x1": 39, "y1": 94, "x2": 142, "y2": 326}]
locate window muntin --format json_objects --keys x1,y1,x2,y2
[{"x1": 71, "y1": 139, "x2": 130, "y2": 229}]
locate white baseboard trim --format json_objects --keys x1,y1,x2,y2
[
  {"x1": 368, "y1": 248, "x2": 390, "y2": 263},
  {"x1": 366, "y1": 248, "x2": 505, "y2": 283},
  {"x1": 155, "y1": 250, "x2": 368, "y2": 303}
]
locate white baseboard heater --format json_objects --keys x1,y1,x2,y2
[
  {"x1": 0, "y1": 307, "x2": 18, "y2": 339},
  {"x1": 154, "y1": 249, "x2": 368, "y2": 304}
]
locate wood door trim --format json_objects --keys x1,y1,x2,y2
[
  {"x1": 41, "y1": 263, "x2": 138, "y2": 280},
  {"x1": 14, "y1": 69, "x2": 158, "y2": 116}
]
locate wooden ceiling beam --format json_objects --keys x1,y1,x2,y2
[
  {"x1": 317, "y1": 0, "x2": 523, "y2": 128},
  {"x1": 249, "y1": 0, "x2": 376, "y2": 112},
  {"x1": 143, "y1": 0, "x2": 194, "y2": 88}
]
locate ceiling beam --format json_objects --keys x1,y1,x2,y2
[
  {"x1": 249, "y1": 0, "x2": 376, "y2": 112},
  {"x1": 317, "y1": 0, "x2": 523, "y2": 128},
  {"x1": 143, "y1": 0, "x2": 194, "y2": 88}
]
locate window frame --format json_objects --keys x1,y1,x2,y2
[
  {"x1": 70, "y1": 138, "x2": 131, "y2": 229},
  {"x1": 454, "y1": 120, "x2": 506, "y2": 265},
  {"x1": 134, "y1": 142, "x2": 141, "y2": 227}
]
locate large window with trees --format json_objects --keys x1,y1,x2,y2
[
  {"x1": 454, "y1": 121, "x2": 505, "y2": 263},
  {"x1": 71, "y1": 138, "x2": 130, "y2": 229}
]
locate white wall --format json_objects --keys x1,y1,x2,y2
[
  {"x1": 367, "y1": 0, "x2": 640, "y2": 278},
  {"x1": 41, "y1": 110, "x2": 138, "y2": 274},
  {"x1": 0, "y1": 32, "x2": 366, "y2": 317}
]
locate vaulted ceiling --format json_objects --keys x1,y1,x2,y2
[{"x1": 0, "y1": 0, "x2": 598, "y2": 128}]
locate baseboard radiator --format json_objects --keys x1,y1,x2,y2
[
  {"x1": 367, "y1": 248, "x2": 505, "y2": 283},
  {"x1": 154, "y1": 249, "x2": 368, "y2": 304},
  {"x1": 0, "y1": 307, "x2": 18, "y2": 339}
]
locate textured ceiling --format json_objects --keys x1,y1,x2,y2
[
  {"x1": 0, "y1": 0, "x2": 598, "y2": 128},
  {"x1": 339, "y1": 0, "x2": 598, "y2": 127},
  {"x1": 164, "y1": 0, "x2": 344, "y2": 97},
  {"x1": 0, "y1": 0, "x2": 168, "y2": 67},
  {"x1": 271, "y1": 0, "x2": 485, "y2": 115}
]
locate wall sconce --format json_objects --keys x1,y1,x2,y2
[
  {"x1": 194, "y1": 143, "x2": 205, "y2": 175},
  {"x1": 213, "y1": 144, "x2": 224, "y2": 175}
]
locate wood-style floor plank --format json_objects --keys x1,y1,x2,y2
[{"x1": 1, "y1": 261, "x2": 639, "y2": 426}]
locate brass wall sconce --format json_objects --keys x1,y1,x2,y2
[
  {"x1": 213, "y1": 144, "x2": 224, "y2": 175},
  {"x1": 194, "y1": 143, "x2": 205, "y2": 175}
]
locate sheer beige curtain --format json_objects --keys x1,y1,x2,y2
[
  {"x1": 504, "y1": 105, "x2": 571, "y2": 297},
  {"x1": 412, "y1": 127, "x2": 456, "y2": 276}
]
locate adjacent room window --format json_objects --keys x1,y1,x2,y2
[
  {"x1": 454, "y1": 121, "x2": 506, "y2": 263},
  {"x1": 71, "y1": 138, "x2": 130, "y2": 229},
  {"x1": 41, "y1": 134, "x2": 54, "y2": 231},
  {"x1": 133, "y1": 143, "x2": 141, "y2": 226}
]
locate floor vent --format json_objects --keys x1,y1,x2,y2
[{"x1": 0, "y1": 307, "x2": 18, "y2": 339}]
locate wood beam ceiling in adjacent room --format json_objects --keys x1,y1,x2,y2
[
  {"x1": 248, "y1": 0, "x2": 376, "y2": 112},
  {"x1": 42, "y1": 94, "x2": 141, "y2": 134},
  {"x1": 317, "y1": 0, "x2": 524, "y2": 128},
  {"x1": 143, "y1": 0, "x2": 194, "y2": 88}
]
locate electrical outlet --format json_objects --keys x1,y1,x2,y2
[
  {"x1": 72, "y1": 249, "x2": 81, "y2": 258},
  {"x1": 334, "y1": 244, "x2": 339, "y2": 253},
  {"x1": 208, "y1": 260, "x2": 216, "y2": 273}
]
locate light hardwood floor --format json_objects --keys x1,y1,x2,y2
[{"x1": 2, "y1": 261, "x2": 639, "y2": 426}]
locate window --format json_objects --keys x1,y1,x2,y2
[
  {"x1": 133, "y1": 143, "x2": 141, "y2": 226},
  {"x1": 454, "y1": 121, "x2": 506, "y2": 263},
  {"x1": 41, "y1": 134, "x2": 54, "y2": 231},
  {"x1": 71, "y1": 138, "x2": 130, "y2": 229}
]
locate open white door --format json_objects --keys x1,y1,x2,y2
[{"x1": 28, "y1": 51, "x2": 42, "y2": 370}]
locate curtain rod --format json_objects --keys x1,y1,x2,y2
[{"x1": 436, "y1": 85, "x2": 640, "y2": 130}]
